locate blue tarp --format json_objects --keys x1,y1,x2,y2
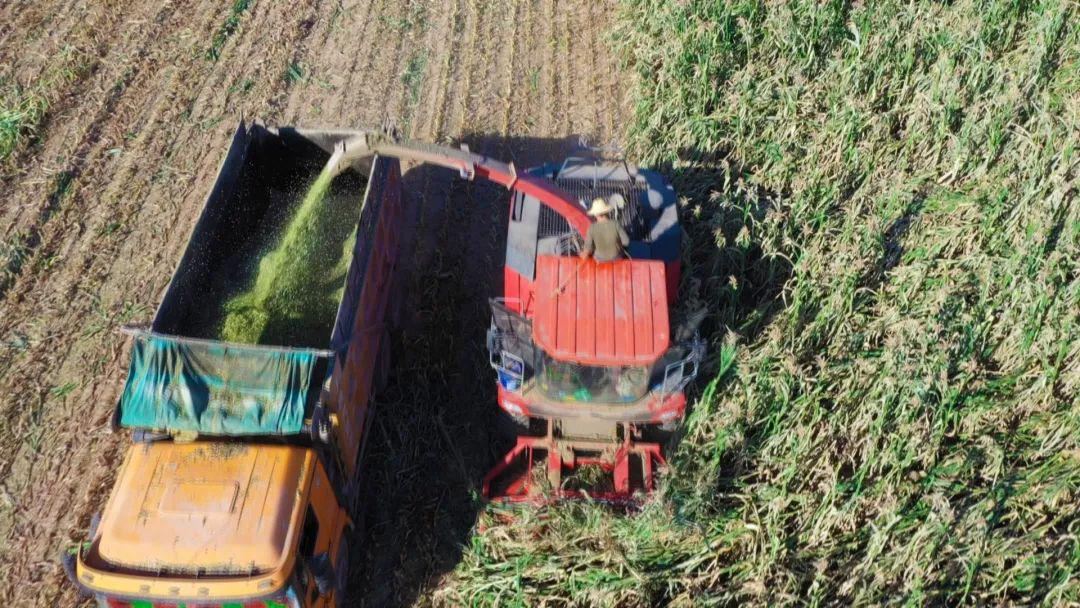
[{"x1": 118, "y1": 330, "x2": 326, "y2": 435}]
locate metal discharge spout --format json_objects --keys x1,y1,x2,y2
[{"x1": 327, "y1": 131, "x2": 593, "y2": 237}]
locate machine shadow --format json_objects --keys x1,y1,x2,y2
[{"x1": 347, "y1": 133, "x2": 592, "y2": 607}]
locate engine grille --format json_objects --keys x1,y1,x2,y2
[{"x1": 538, "y1": 178, "x2": 649, "y2": 241}]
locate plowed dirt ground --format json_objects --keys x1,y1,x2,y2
[{"x1": 0, "y1": 0, "x2": 627, "y2": 605}]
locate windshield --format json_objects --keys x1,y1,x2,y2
[{"x1": 536, "y1": 353, "x2": 649, "y2": 403}]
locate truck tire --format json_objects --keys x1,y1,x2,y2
[{"x1": 334, "y1": 536, "x2": 351, "y2": 606}]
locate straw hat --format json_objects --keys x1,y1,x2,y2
[{"x1": 587, "y1": 197, "x2": 614, "y2": 217}]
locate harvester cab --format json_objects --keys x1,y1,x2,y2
[{"x1": 484, "y1": 156, "x2": 705, "y2": 503}]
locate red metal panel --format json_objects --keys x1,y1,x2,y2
[
  {"x1": 650, "y1": 262, "x2": 670, "y2": 355},
  {"x1": 532, "y1": 255, "x2": 669, "y2": 365},
  {"x1": 594, "y1": 261, "x2": 615, "y2": 360},
  {"x1": 630, "y1": 262, "x2": 653, "y2": 360},
  {"x1": 556, "y1": 257, "x2": 576, "y2": 354},
  {"x1": 534, "y1": 257, "x2": 559, "y2": 350},
  {"x1": 576, "y1": 260, "x2": 595, "y2": 358},
  {"x1": 612, "y1": 261, "x2": 634, "y2": 360},
  {"x1": 630, "y1": 262, "x2": 652, "y2": 358}
]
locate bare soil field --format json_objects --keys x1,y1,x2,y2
[{"x1": 0, "y1": 0, "x2": 627, "y2": 605}]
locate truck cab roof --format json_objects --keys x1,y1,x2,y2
[
  {"x1": 96, "y1": 442, "x2": 310, "y2": 574},
  {"x1": 76, "y1": 441, "x2": 313, "y2": 601}
]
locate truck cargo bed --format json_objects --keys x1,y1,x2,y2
[
  {"x1": 155, "y1": 124, "x2": 370, "y2": 350},
  {"x1": 115, "y1": 122, "x2": 402, "y2": 438}
]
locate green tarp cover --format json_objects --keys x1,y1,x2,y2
[{"x1": 118, "y1": 331, "x2": 323, "y2": 435}]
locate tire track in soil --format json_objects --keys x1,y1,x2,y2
[
  {"x1": 411, "y1": 0, "x2": 460, "y2": 141},
  {"x1": 438, "y1": 0, "x2": 481, "y2": 141},
  {"x1": 0, "y1": 0, "x2": 166, "y2": 233},
  {"x1": 0, "y1": 0, "x2": 212, "y2": 304},
  {"x1": 500, "y1": 0, "x2": 531, "y2": 140},
  {"x1": 0, "y1": 0, "x2": 223, "y2": 492},
  {"x1": 494, "y1": 0, "x2": 524, "y2": 146},
  {"x1": 428, "y1": 0, "x2": 470, "y2": 144},
  {"x1": 332, "y1": 0, "x2": 410, "y2": 128},
  {"x1": 464, "y1": 0, "x2": 503, "y2": 138},
  {"x1": 377, "y1": 0, "x2": 427, "y2": 134},
  {"x1": 315, "y1": 0, "x2": 384, "y2": 122},
  {"x1": 0, "y1": 0, "x2": 101, "y2": 85},
  {"x1": 0, "y1": 0, "x2": 247, "y2": 596},
  {"x1": 530, "y1": 0, "x2": 557, "y2": 139},
  {"x1": 588, "y1": 0, "x2": 611, "y2": 142},
  {"x1": 0, "y1": 0, "x2": 239, "y2": 450}
]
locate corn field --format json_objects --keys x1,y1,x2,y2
[{"x1": 436, "y1": 0, "x2": 1080, "y2": 605}]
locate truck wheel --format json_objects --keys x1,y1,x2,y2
[{"x1": 334, "y1": 537, "x2": 351, "y2": 606}]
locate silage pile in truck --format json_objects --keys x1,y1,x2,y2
[{"x1": 63, "y1": 120, "x2": 405, "y2": 608}]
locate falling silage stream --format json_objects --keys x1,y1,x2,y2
[{"x1": 219, "y1": 159, "x2": 358, "y2": 347}]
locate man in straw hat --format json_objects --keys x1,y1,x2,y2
[{"x1": 580, "y1": 194, "x2": 630, "y2": 262}]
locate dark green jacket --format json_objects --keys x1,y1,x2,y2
[{"x1": 582, "y1": 219, "x2": 629, "y2": 262}]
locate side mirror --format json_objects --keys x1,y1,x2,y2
[{"x1": 305, "y1": 552, "x2": 335, "y2": 596}]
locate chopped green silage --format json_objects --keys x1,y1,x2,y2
[{"x1": 220, "y1": 165, "x2": 357, "y2": 346}]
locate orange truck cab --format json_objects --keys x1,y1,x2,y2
[
  {"x1": 71, "y1": 443, "x2": 344, "y2": 608},
  {"x1": 62, "y1": 121, "x2": 406, "y2": 607}
]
